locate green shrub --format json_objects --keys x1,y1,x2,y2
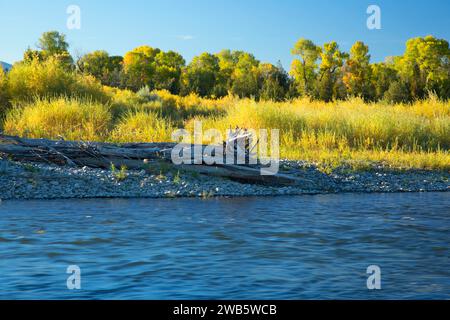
[
  {"x1": 3, "y1": 97, "x2": 112, "y2": 141},
  {"x1": 110, "y1": 163, "x2": 128, "y2": 182},
  {"x1": 384, "y1": 81, "x2": 411, "y2": 104},
  {"x1": 136, "y1": 85, "x2": 159, "y2": 102}
]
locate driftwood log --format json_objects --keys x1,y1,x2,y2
[{"x1": 0, "y1": 134, "x2": 313, "y2": 187}]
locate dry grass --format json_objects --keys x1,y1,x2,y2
[
  {"x1": 110, "y1": 111, "x2": 174, "y2": 143},
  {"x1": 2, "y1": 89, "x2": 449, "y2": 171},
  {"x1": 3, "y1": 97, "x2": 112, "y2": 141},
  {"x1": 185, "y1": 96, "x2": 450, "y2": 170}
]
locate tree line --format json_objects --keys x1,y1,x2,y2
[{"x1": 16, "y1": 31, "x2": 450, "y2": 102}]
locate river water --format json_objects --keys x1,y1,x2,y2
[{"x1": 0, "y1": 193, "x2": 449, "y2": 299}]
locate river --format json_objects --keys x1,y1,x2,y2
[{"x1": 0, "y1": 192, "x2": 449, "y2": 299}]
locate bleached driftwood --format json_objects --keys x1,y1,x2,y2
[
  {"x1": 0, "y1": 134, "x2": 312, "y2": 187},
  {"x1": 0, "y1": 134, "x2": 174, "y2": 168}
]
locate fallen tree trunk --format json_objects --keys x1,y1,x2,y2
[
  {"x1": 0, "y1": 134, "x2": 313, "y2": 187},
  {"x1": 0, "y1": 134, "x2": 172, "y2": 168},
  {"x1": 176, "y1": 164, "x2": 313, "y2": 187}
]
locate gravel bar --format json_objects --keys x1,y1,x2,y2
[{"x1": 0, "y1": 159, "x2": 448, "y2": 200}]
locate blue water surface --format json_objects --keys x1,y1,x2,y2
[{"x1": 0, "y1": 193, "x2": 449, "y2": 299}]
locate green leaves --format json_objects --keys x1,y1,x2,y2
[
  {"x1": 38, "y1": 31, "x2": 69, "y2": 56},
  {"x1": 181, "y1": 53, "x2": 220, "y2": 97},
  {"x1": 290, "y1": 38, "x2": 321, "y2": 96},
  {"x1": 17, "y1": 31, "x2": 450, "y2": 102},
  {"x1": 395, "y1": 36, "x2": 450, "y2": 99},
  {"x1": 342, "y1": 41, "x2": 373, "y2": 100}
]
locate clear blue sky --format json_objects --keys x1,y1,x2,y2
[{"x1": 1, "y1": 0, "x2": 449, "y2": 68}]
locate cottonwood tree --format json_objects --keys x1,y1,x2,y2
[
  {"x1": 18, "y1": 31, "x2": 74, "y2": 70},
  {"x1": 259, "y1": 62, "x2": 290, "y2": 101},
  {"x1": 77, "y1": 51, "x2": 110, "y2": 80},
  {"x1": 230, "y1": 52, "x2": 260, "y2": 98},
  {"x1": 394, "y1": 35, "x2": 450, "y2": 99},
  {"x1": 181, "y1": 53, "x2": 220, "y2": 97},
  {"x1": 37, "y1": 31, "x2": 73, "y2": 68},
  {"x1": 77, "y1": 51, "x2": 124, "y2": 87},
  {"x1": 38, "y1": 31, "x2": 69, "y2": 56},
  {"x1": 343, "y1": 41, "x2": 373, "y2": 100},
  {"x1": 15, "y1": 30, "x2": 450, "y2": 102},
  {"x1": 316, "y1": 41, "x2": 348, "y2": 101},
  {"x1": 290, "y1": 38, "x2": 321, "y2": 97},
  {"x1": 154, "y1": 51, "x2": 185, "y2": 94},
  {"x1": 123, "y1": 46, "x2": 161, "y2": 91},
  {"x1": 214, "y1": 50, "x2": 242, "y2": 97},
  {"x1": 370, "y1": 61, "x2": 399, "y2": 101}
]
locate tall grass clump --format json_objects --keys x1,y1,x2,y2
[
  {"x1": 7, "y1": 57, "x2": 109, "y2": 104},
  {"x1": 110, "y1": 111, "x2": 174, "y2": 143},
  {"x1": 3, "y1": 97, "x2": 112, "y2": 141}
]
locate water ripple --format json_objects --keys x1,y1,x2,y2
[{"x1": 0, "y1": 192, "x2": 449, "y2": 299}]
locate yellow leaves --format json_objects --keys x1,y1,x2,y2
[
  {"x1": 320, "y1": 41, "x2": 344, "y2": 72},
  {"x1": 123, "y1": 46, "x2": 160, "y2": 65},
  {"x1": 291, "y1": 38, "x2": 320, "y2": 61}
]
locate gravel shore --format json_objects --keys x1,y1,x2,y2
[{"x1": 0, "y1": 159, "x2": 448, "y2": 200}]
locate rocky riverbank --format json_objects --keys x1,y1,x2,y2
[{"x1": 0, "y1": 159, "x2": 448, "y2": 200}]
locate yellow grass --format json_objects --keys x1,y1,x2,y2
[
  {"x1": 110, "y1": 111, "x2": 174, "y2": 143},
  {"x1": 3, "y1": 97, "x2": 112, "y2": 141},
  {"x1": 2, "y1": 89, "x2": 449, "y2": 171},
  {"x1": 7, "y1": 58, "x2": 108, "y2": 104},
  {"x1": 185, "y1": 96, "x2": 450, "y2": 171}
]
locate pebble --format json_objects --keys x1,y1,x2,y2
[{"x1": 0, "y1": 159, "x2": 448, "y2": 200}]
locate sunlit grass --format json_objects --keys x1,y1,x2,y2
[
  {"x1": 193, "y1": 97, "x2": 449, "y2": 151},
  {"x1": 3, "y1": 97, "x2": 112, "y2": 141},
  {"x1": 110, "y1": 110, "x2": 174, "y2": 143},
  {"x1": 2, "y1": 88, "x2": 449, "y2": 171},
  {"x1": 184, "y1": 96, "x2": 450, "y2": 171}
]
